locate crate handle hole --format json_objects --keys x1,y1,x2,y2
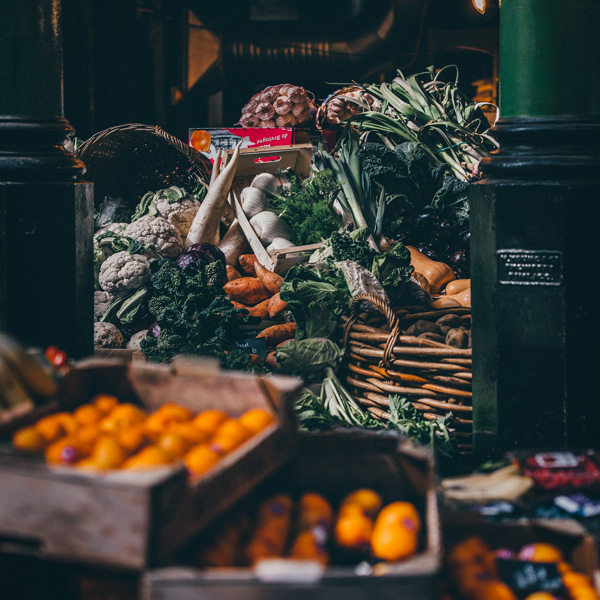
[{"x1": 253, "y1": 155, "x2": 281, "y2": 164}]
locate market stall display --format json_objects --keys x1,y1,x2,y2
[{"x1": 0, "y1": 359, "x2": 301, "y2": 569}]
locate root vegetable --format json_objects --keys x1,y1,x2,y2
[
  {"x1": 267, "y1": 293, "x2": 289, "y2": 320},
  {"x1": 239, "y1": 254, "x2": 258, "y2": 275},
  {"x1": 218, "y1": 220, "x2": 249, "y2": 266},
  {"x1": 445, "y1": 328, "x2": 469, "y2": 349},
  {"x1": 266, "y1": 351, "x2": 280, "y2": 369},
  {"x1": 185, "y1": 142, "x2": 242, "y2": 248},
  {"x1": 436, "y1": 314, "x2": 462, "y2": 328},
  {"x1": 247, "y1": 298, "x2": 271, "y2": 319},
  {"x1": 256, "y1": 322, "x2": 296, "y2": 347},
  {"x1": 406, "y1": 320, "x2": 442, "y2": 336},
  {"x1": 226, "y1": 265, "x2": 243, "y2": 281},
  {"x1": 254, "y1": 260, "x2": 283, "y2": 294},
  {"x1": 223, "y1": 277, "x2": 272, "y2": 305}
]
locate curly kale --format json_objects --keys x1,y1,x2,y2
[
  {"x1": 428, "y1": 168, "x2": 470, "y2": 225},
  {"x1": 140, "y1": 259, "x2": 256, "y2": 363},
  {"x1": 328, "y1": 228, "x2": 376, "y2": 269},
  {"x1": 370, "y1": 242, "x2": 414, "y2": 302}
]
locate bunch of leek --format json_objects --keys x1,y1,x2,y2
[{"x1": 345, "y1": 65, "x2": 499, "y2": 181}]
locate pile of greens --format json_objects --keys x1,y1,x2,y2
[
  {"x1": 268, "y1": 168, "x2": 342, "y2": 245},
  {"x1": 140, "y1": 258, "x2": 256, "y2": 363}
]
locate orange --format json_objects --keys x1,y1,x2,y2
[
  {"x1": 374, "y1": 501, "x2": 420, "y2": 533},
  {"x1": 117, "y1": 423, "x2": 149, "y2": 455},
  {"x1": 184, "y1": 444, "x2": 221, "y2": 477},
  {"x1": 209, "y1": 435, "x2": 242, "y2": 455},
  {"x1": 45, "y1": 436, "x2": 87, "y2": 465},
  {"x1": 192, "y1": 409, "x2": 229, "y2": 435},
  {"x1": 158, "y1": 433, "x2": 191, "y2": 458},
  {"x1": 213, "y1": 418, "x2": 252, "y2": 445},
  {"x1": 108, "y1": 403, "x2": 147, "y2": 424},
  {"x1": 256, "y1": 494, "x2": 294, "y2": 523},
  {"x1": 334, "y1": 511, "x2": 373, "y2": 551},
  {"x1": 92, "y1": 393, "x2": 119, "y2": 414},
  {"x1": 289, "y1": 529, "x2": 328, "y2": 563},
  {"x1": 447, "y1": 536, "x2": 491, "y2": 567},
  {"x1": 12, "y1": 426, "x2": 46, "y2": 452},
  {"x1": 75, "y1": 425, "x2": 101, "y2": 447},
  {"x1": 122, "y1": 445, "x2": 174, "y2": 470},
  {"x1": 370, "y1": 502, "x2": 421, "y2": 561},
  {"x1": 190, "y1": 129, "x2": 211, "y2": 152},
  {"x1": 518, "y1": 542, "x2": 563, "y2": 563},
  {"x1": 524, "y1": 593, "x2": 563, "y2": 600},
  {"x1": 168, "y1": 422, "x2": 208, "y2": 445},
  {"x1": 371, "y1": 518, "x2": 418, "y2": 561},
  {"x1": 156, "y1": 402, "x2": 193, "y2": 422},
  {"x1": 73, "y1": 403, "x2": 102, "y2": 426},
  {"x1": 91, "y1": 436, "x2": 127, "y2": 469},
  {"x1": 340, "y1": 489, "x2": 383, "y2": 519},
  {"x1": 238, "y1": 408, "x2": 276, "y2": 434},
  {"x1": 471, "y1": 580, "x2": 518, "y2": 600},
  {"x1": 35, "y1": 412, "x2": 79, "y2": 443},
  {"x1": 563, "y1": 571, "x2": 594, "y2": 590},
  {"x1": 298, "y1": 492, "x2": 333, "y2": 529},
  {"x1": 450, "y1": 562, "x2": 494, "y2": 597}
]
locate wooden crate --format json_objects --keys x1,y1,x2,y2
[
  {"x1": 141, "y1": 429, "x2": 441, "y2": 600},
  {"x1": 223, "y1": 144, "x2": 318, "y2": 274},
  {"x1": 0, "y1": 359, "x2": 302, "y2": 570}
]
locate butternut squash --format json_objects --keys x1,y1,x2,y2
[
  {"x1": 432, "y1": 297, "x2": 462, "y2": 309},
  {"x1": 445, "y1": 279, "x2": 471, "y2": 296},
  {"x1": 450, "y1": 287, "x2": 471, "y2": 308},
  {"x1": 407, "y1": 246, "x2": 456, "y2": 294}
]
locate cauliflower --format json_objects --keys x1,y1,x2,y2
[
  {"x1": 94, "y1": 290, "x2": 113, "y2": 320},
  {"x1": 126, "y1": 329, "x2": 148, "y2": 351},
  {"x1": 99, "y1": 251, "x2": 151, "y2": 295},
  {"x1": 94, "y1": 322, "x2": 124, "y2": 348},
  {"x1": 154, "y1": 194, "x2": 201, "y2": 239},
  {"x1": 124, "y1": 216, "x2": 183, "y2": 259}
]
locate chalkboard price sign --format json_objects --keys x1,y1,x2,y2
[{"x1": 496, "y1": 558, "x2": 565, "y2": 598}]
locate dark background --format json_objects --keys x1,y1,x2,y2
[{"x1": 62, "y1": 0, "x2": 499, "y2": 142}]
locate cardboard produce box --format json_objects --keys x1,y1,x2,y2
[
  {"x1": 142, "y1": 429, "x2": 441, "y2": 600},
  {"x1": 0, "y1": 359, "x2": 302, "y2": 570}
]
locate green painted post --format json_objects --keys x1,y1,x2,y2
[
  {"x1": 470, "y1": 0, "x2": 600, "y2": 458},
  {"x1": 500, "y1": 0, "x2": 600, "y2": 118}
]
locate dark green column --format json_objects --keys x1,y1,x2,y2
[
  {"x1": 0, "y1": 0, "x2": 94, "y2": 358},
  {"x1": 471, "y1": 0, "x2": 600, "y2": 457}
]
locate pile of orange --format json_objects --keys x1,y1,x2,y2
[
  {"x1": 12, "y1": 394, "x2": 276, "y2": 477},
  {"x1": 446, "y1": 537, "x2": 600, "y2": 600},
  {"x1": 195, "y1": 488, "x2": 420, "y2": 568}
]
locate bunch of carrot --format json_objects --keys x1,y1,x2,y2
[{"x1": 224, "y1": 254, "x2": 296, "y2": 350}]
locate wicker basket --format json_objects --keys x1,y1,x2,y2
[
  {"x1": 76, "y1": 123, "x2": 212, "y2": 209},
  {"x1": 343, "y1": 293, "x2": 473, "y2": 453}
]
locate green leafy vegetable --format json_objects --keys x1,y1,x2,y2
[
  {"x1": 140, "y1": 258, "x2": 256, "y2": 363},
  {"x1": 275, "y1": 338, "x2": 343, "y2": 380},
  {"x1": 387, "y1": 395, "x2": 457, "y2": 462},
  {"x1": 370, "y1": 242, "x2": 414, "y2": 301},
  {"x1": 269, "y1": 169, "x2": 341, "y2": 245},
  {"x1": 280, "y1": 264, "x2": 351, "y2": 340}
]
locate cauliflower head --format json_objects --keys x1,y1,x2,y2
[
  {"x1": 94, "y1": 290, "x2": 113, "y2": 320},
  {"x1": 99, "y1": 251, "x2": 151, "y2": 295},
  {"x1": 94, "y1": 321, "x2": 124, "y2": 348},
  {"x1": 154, "y1": 194, "x2": 200, "y2": 239},
  {"x1": 124, "y1": 216, "x2": 183, "y2": 259},
  {"x1": 94, "y1": 222, "x2": 128, "y2": 239}
]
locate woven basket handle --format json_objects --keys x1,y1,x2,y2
[{"x1": 343, "y1": 293, "x2": 401, "y2": 368}]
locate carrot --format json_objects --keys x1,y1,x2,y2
[
  {"x1": 267, "y1": 293, "x2": 289, "y2": 320},
  {"x1": 224, "y1": 277, "x2": 272, "y2": 305},
  {"x1": 256, "y1": 322, "x2": 296, "y2": 347},
  {"x1": 226, "y1": 264, "x2": 243, "y2": 281},
  {"x1": 239, "y1": 254, "x2": 258, "y2": 275},
  {"x1": 247, "y1": 354, "x2": 264, "y2": 367},
  {"x1": 185, "y1": 141, "x2": 242, "y2": 248},
  {"x1": 254, "y1": 260, "x2": 283, "y2": 294},
  {"x1": 247, "y1": 298, "x2": 270, "y2": 319}
]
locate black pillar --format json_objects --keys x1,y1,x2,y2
[{"x1": 0, "y1": 1, "x2": 94, "y2": 358}]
